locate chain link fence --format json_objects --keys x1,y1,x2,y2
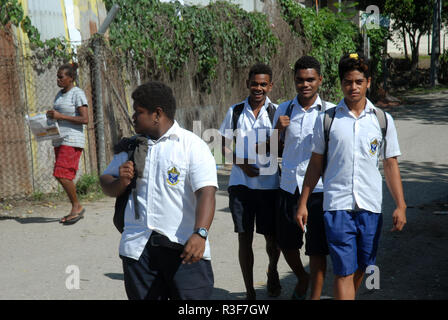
[{"x1": 0, "y1": 30, "x2": 134, "y2": 199}]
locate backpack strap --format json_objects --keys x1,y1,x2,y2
[
  {"x1": 323, "y1": 107, "x2": 337, "y2": 180},
  {"x1": 231, "y1": 103, "x2": 245, "y2": 131},
  {"x1": 266, "y1": 102, "x2": 276, "y2": 125},
  {"x1": 372, "y1": 107, "x2": 388, "y2": 158}
]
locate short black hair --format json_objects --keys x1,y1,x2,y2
[
  {"x1": 293, "y1": 56, "x2": 321, "y2": 75},
  {"x1": 338, "y1": 53, "x2": 371, "y2": 81},
  {"x1": 59, "y1": 62, "x2": 78, "y2": 81},
  {"x1": 248, "y1": 63, "x2": 273, "y2": 82},
  {"x1": 131, "y1": 81, "x2": 176, "y2": 120}
]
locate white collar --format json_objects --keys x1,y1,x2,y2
[{"x1": 294, "y1": 95, "x2": 323, "y2": 111}]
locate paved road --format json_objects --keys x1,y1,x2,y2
[{"x1": 1, "y1": 92, "x2": 447, "y2": 300}]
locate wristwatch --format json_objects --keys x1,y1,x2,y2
[{"x1": 194, "y1": 227, "x2": 208, "y2": 239}]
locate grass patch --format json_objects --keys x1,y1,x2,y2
[{"x1": 400, "y1": 84, "x2": 448, "y2": 96}]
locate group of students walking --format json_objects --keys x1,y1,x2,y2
[
  {"x1": 219, "y1": 53, "x2": 407, "y2": 300},
  {"x1": 51, "y1": 53, "x2": 406, "y2": 300}
]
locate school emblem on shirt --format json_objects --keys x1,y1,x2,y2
[
  {"x1": 369, "y1": 138, "x2": 379, "y2": 156},
  {"x1": 167, "y1": 167, "x2": 180, "y2": 186}
]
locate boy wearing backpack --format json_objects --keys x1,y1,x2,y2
[
  {"x1": 273, "y1": 56, "x2": 335, "y2": 300},
  {"x1": 219, "y1": 63, "x2": 280, "y2": 300},
  {"x1": 296, "y1": 53, "x2": 407, "y2": 300}
]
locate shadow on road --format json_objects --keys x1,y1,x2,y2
[
  {"x1": 382, "y1": 92, "x2": 448, "y2": 125},
  {"x1": 0, "y1": 216, "x2": 60, "y2": 224}
]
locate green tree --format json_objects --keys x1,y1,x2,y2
[{"x1": 385, "y1": 0, "x2": 433, "y2": 71}]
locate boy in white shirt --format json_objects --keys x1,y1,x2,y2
[
  {"x1": 273, "y1": 56, "x2": 335, "y2": 300},
  {"x1": 296, "y1": 53, "x2": 407, "y2": 300},
  {"x1": 219, "y1": 63, "x2": 280, "y2": 300}
]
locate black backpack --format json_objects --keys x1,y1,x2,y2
[
  {"x1": 231, "y1": 101, "x2": 276, "y2": 130},
  {"x1": 113, "y1": 136, "x2": 140, "y2": 233}
]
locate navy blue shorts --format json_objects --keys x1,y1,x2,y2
[
  {"x1": 121, "y1": 233, "x2": 214, "y2": 300},
  {"x1": 228, "y1": 185, "x2": 278, "y2": 235},
  {"x1": 276, "y1": 188, "x2": 327, "y2": 253},
  {"x1": 324, "y1": 210, "x2": 383, "y2": 276}
]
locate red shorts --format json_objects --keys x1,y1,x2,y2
[{"x1": 53, "y1": 145, "x2": 83, "y2": 180}]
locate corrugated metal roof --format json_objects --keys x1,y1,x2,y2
[{"x1": 27, "y1": 0, "x2": 67, "y2": 41}]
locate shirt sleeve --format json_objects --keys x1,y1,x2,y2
[
  {"x1": 189, "y1": 138, "x2": 218, "y2": 192},
  {"x1": 102, "y1": 152, "x2": 128, "y2": 177},
  {"x1": 381, "y1": 112, "x2": 401, "y2": 159},
  {"x1": 311, "y1": 112, "x2": 326, "y2": 155},
  {"x1": 219, "y1": 107, "x2": 234, "y2": 140},
  {"x1": 74, "y1": 88, "x2": 88, "y2": 108}
]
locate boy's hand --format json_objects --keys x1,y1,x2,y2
[
  {"x1": 391, "y1": 207, "x2": 406, "y2": 231},
  {"x1": 275, "y1": 115, "x2": 290, "y2": 132},
  {"x1": 238, "y1": 163, "x2": 259, "y2": 177},
  {"x1": 295, "y1": 204, "x2": 308, "y2": 232},
  {"x1": 119, "y1": 161, "x2": 134, "y2": 187}
]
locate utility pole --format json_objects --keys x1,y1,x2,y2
[
  {"x1": 430, "y1": 0, "x2": 442, "y2": 87},
  {"x1": 92, "y1": 4, "x2": 120, "y2": 174}
]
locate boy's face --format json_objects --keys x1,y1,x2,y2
[
  {"x1": 294, "y1": 68, "x2": 322, "y2": 101},
  {"x1": 246, "y1": 74, "x2": 273, "y2": 105},
  {"x1": 132, "y1": 104, "x2": 157, "y2": 136},
  {"x1": 341, "y1": 70, "x2": 371, "y2": 104}
]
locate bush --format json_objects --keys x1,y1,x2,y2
[
  {"x1": 76, "y1": 174, "x2": 102, "y2": 196},
  {"x1": 278, "y1": 0, "x2": 359, "y2": 102}
]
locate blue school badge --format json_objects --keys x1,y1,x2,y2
[
  {"x1": 369, "y1": 138, "x2": 379, "y2": 156},
  {"x1": 167, "y1": 167, "x2": 180, "y2": 186}
]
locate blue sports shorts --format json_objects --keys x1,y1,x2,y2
[{"x1": 323, "y1": 210, "x2": 382, "y2": 276}]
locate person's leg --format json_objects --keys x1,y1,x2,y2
[
  {"x1": 353, "y1": 269, "x2": 365, "y2": 293},
  {"x1": 53, "y1": 146, "x2": 83, "y2": 222},
  {"x1": 334, "y1": 273, "x2": 356, "y2": 300},
  {"x1": 276, "y1": 188, "x2": 309, "y2": 299},
  {"x1": 281, "y1": 248, "x2": 310, "y2": 299},
  {"x1": 323, "y1": 210, "x2": 358, "y2": 300},
  {"x1": 229, "y1": 186, "x2": 257, "y2": 300},
  {"x1": 264, "y1": 234, "x2": 281, "y2": 297},
  {"x1": 305, "y1": 193, "x2": 328, "y2": 300},
  {"x1": 174, "y1": 259, "x2": 214, "y2": 300},
  {"x1": 57, "y1": 177, "x2": 83, "y2": 214},
  {"x1": 309, "y1": 255, "x2": 327, "y2": 300},
  {"x1": 238, "y1": 232, "x2": 256, "y2": 299}
]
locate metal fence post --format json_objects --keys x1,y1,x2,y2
[{"x1": 91, "y1": 4, "x2": 120, "y2": 174}]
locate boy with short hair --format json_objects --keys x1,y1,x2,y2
[
  {"x1": 219, "y1": 63, "x2": 280, "y2": 300},
  {"x1": 273, "y1": 56, "x2": 335, "y2": 300},
  {"x1": 296, "y1": 53, "x2": 407, "y2": 300}
]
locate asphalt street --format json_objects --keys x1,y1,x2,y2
[{"x1": 1, "y1": 92, "x2": 447, "y2": 300}]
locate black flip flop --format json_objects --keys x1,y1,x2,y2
[{"x1": 62, "y1": 209, "x2": 85, "y2": 225}]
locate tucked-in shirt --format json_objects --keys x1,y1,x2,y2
[
  {"x1": 103, "y1": 121, "x2": 218, "y2": 261},
  {"x1": 274, "y1": 95, "x2": 335, "y2": 194},
  {"x1": 312, "y1": 98, "x2": 401, "y2": 213},
  {"x1": 52, "y1": 87, "x2": 88, "y2": 148},
  {"x1": 219, "y1": 97, "x2": 279, "y2": 190}
]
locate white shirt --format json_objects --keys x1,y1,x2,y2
[
  {"x1": 273, "y1": 95, "x2": 335, "y2": 194},
  {"x1": 312, "y1": 98, "x2": 401, "y2": 213},
  {"x1": 219, "y1": 97, "x2": 279, "y2": 190},
  {"x1": 103, "y1": 121, "x2": 218, "y2": 261}
]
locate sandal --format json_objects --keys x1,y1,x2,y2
[{"x1": 61, "y1": 209, "x2": 85, "y2": 225}]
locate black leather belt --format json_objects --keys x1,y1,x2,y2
[{"x1": 149, "y1": 231, "x2": 184, "y2": 251}]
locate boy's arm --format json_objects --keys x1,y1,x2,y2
[
  {"x1": 100, "y1": 161, "x2": 134, "y2": 197},
  {"x1": 221, "y1": 136, "x2": 259, "y2": 177},
  {"x1": 295, "y1": 152, "x2": 324, "y2": 231},
  {"x1": 181, "y1": 186, "x2": 216, "y2": 264},
  {"x1": 383, "y1": 157, "x2": 407, "y2": 231}
]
